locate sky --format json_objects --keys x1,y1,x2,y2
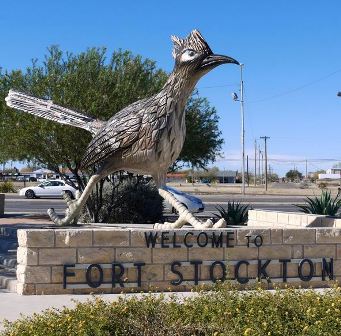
[{"x1": 1, "y1": 0, "x2": 341, "y2": 176}]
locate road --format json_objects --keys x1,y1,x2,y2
[{"x1": 4, "y1": 193, "x2": 305, "y2": 217}]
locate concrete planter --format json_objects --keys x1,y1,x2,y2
[{"x1": 248, "y1": 209, "x2": 341, "y2": 228}]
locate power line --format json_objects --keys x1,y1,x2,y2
[{"x1": 248, "y1": 68, "x2": 341, "y2": 104}]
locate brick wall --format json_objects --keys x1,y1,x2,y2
[{"x1": 16, "y1": 227, "x2": 341, "y2": 295}]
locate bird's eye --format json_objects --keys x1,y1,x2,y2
[{"x1": 180, "y1": 49, "x2": 197, "y2": 62}]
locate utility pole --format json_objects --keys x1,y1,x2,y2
[
  {"x1": 305, "y1": 159, "x2": 308, "y2": 179},
  {"x1": 261, "y1": 151, "x2": 264, "y2": 184},
  {"x1": 246, "y1": 155, "x2": 249, "y2": 186},
  {"x1": 258, "y1": 146, "x2": 261, "y2": 185},
  {"x1": 260, "y1": 136, "x2": 270, "y2": 191},
  {"x1": 240, "y1": 64, "x2": 245, "y2": 195},
  {"x1": 254, "y1": 140, "x2": 257, "y2": 187}
]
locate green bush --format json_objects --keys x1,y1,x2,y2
[
  {"x1": 295, "y1": 190, "x2": 341, "y2": 216},
  {"x1": 214, "y1": 201, "x2": 250, "y2": 225},
  {"x1": 82, "y1": 177, "x2": 164, "y2": 224},
  {"x1": 3, "y1": 284, "x2": 341, "y2": 335},
  {"x1": 0, "y1": 181, "x2": 16, "y2": 193}
]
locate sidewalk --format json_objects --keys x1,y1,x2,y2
[{"x1": 0, "y1": 213, "x2": 53, "y2": 226}]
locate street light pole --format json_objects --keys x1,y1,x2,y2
[{"x1": 240, "y1": 64, "x2": 245, "y2": 195}]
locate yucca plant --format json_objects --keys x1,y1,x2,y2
[
  {"x1": 214, "y1": 201, "x2": 251, "y2": 226},
  {"x1": 295, "y1": 190, "x2": 341, "y2": 216}
]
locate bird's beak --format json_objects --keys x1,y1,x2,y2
[{"x1": 199, "y1": 54, "x2": 240, "y2": 69}]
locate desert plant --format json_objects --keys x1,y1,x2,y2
[
  {"x1": 0, "y1": 181, "x2": 16, "y2": 193},
  {"x1": 214, "y1": 201, "x2": 251, "y2": 225},
  {"x1": 295, "y1": 190, "x2": 341, "y2": 216},
  {"x1": 318, "y1": 182, "x2": 327, "y2": 189}
]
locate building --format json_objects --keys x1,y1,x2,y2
[{"x1": 318, "y1": 168, "x2": 341, "y2": 180}]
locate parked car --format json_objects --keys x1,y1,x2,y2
[
  {"x1": 19, "y1": 180, "x2": 77, "y2": 199},
  {"x1": 164, "y1": 186, "x2": 204, "y2": 213}
]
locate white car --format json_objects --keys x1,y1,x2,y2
[
  {"x1": 164, "y1": 186, "x2": 204, "y2": 213},
  {"x1": 19, "y1": 180, "x2": 77, "y2": 199}
]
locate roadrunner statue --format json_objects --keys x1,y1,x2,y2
[{"x1": 6, "y1": 30, "x2": 239, "y2": 229}]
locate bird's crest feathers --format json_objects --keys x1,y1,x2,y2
[{"x1": 171, "y1": 29, "x2": 212, "y2": 59}]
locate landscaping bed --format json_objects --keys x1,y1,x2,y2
[{"x1": 2, "y1": 284, "x2": 341, "y2": 335}]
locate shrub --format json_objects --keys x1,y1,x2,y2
[
  {"x1": 3, "y1": 285, "x2": 341, "y2": 335},
  {"x1": 295, "y1": 190, "x2": 341, "y2": 216},
  {"x1": 0, "y1": 181, "x2": 16, "y2": 193},
  {"x1": 82, "y1": 177, "x2": 164, "y2": 224},
  {"x1": 214, "y1": 201, "x2": 250, "y2": 225},
  {"x1": 318, "y1": 182, "x2": 327, "y2": 190}
]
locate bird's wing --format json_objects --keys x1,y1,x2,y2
[
  {"x1": 81, "y1": 98, "x2": 150, "y2": 168},
  {"x1": 5, "y1": 90, "x2": 104, "y2": 135}
]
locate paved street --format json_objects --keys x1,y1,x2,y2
[{"x1": 3, "y1": 193, "x2": 305, "y2": 217}]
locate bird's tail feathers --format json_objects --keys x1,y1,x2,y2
[{"x1": 5, "y1": 90, "x2": 104, "y2": 135}]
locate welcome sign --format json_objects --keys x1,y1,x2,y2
[
  {"x1": 62, "y1": 230, "x2": 334, "y2": 290},
  {"x1": 16, "y1": 227, "x2": 338, "y2": 295}
]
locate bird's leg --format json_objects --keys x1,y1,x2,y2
[
  {"x1": 48, "y1": 174, "x2": 102, "y2": 226},
  {"x1": 154, "y1": 188, "x2": 226, "y2": 229}
]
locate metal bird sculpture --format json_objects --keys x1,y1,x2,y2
[{"x1": 5, "y1": 29, "x2": 239, "y2": 229}]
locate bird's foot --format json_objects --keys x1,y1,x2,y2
[{"x1": 48, "y1": 191, "x2": 82, "y2": 226}]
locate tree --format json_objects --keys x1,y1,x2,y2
[
  {"x1": 309, "y1": 170, "x2": 326, "y2": 182},
  {"x1": 285, "y1": 169, "x2": 303, "y2": 182},
  {"x1": 0, "y1": 47, "x2": 168, "y2": 221},
  {"x1": 174, "y1": 93, "x2": 224, "y2": 170}
]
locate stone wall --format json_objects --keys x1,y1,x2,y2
[
  {"x1": 248, "y1": 210, "x2": 341, "y2": 228},
  {"x1": 16, "y1": 227, "x2": 341, "y2": 295}
]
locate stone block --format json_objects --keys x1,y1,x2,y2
[
  {"x1": 35, "y1": 284, "x2": 73, "y2": 295},
  {"x1": 200, "y1": 263, "x2": 227, "y2": 281},
  {"x1": 283, "y1": 229, "x2": 315, "y2": 244},
  {"x1": 316, "y1": 229, "x2": 341, "y2": 243},
  {"x1": 78, "y1": 247, "x2": 115, "y2": 263},
  {"x1": 51, "y1": 266, "x2": 87, "y2": 283},
  {"x1": 39, "y1": 248, "x2": 76, "y2": 265},
  {"x1": 17, "y1": 265, "x2": 51, "y2": 283},
  {"x1": 116, "y1": 247, "x2": 151, "y2": 263},
  {"x1": 291, "y1": 245, "x2": 303, "y2": 258},
  {"x1": 188, "y1": 247, "x2": 223, "y2": 261},
  {"x1": 271, "y1": 229, "x2": 283, "y2": 244},
  {"x1": 16, "y1": 283, "x2": 35, "y2": 295},
  {"x1": 18, "y1": 229, "x2": 54, "y2": 248},
  {"x1": 248, "y1": 210, "x2": 257, "y2": 221},
  {"x1": 153, "y1": 248, "x2": 187, "y2": 263},
  {"x1": 131, "y1": 230, "x2": 153, "y2": 246},
  {"x1": 17, "y1": 247, "x2": 38, "y2": 265},
  {"x1": 128, "y1": 264, "x2": 164, "y2": 282},
  {"x1": 258, "y1": 246, "x2": 291, "y2": 259},
  {"x1": 55, "y1": 229, "x2": 92, "y2": 247},
  {"x1": 277, "y1": 213, "x2": 289, "y2": 225},
  {"x1": 236, "y1": 229, "x2": 271, "y2": 246},
  {"x1": 288, "y1": 214, "x2": 303, "y2": 226},
  {"x1": 225, "y1": 246, "x2": 258, "y2": 260},
  {"x1": 93, "y1": 229, "x2": 130, "y2": 247},
  {"x1": 337, "y1": 245, "x2": 341, "y2": 258},
  {"x1": 304, "y1": 245, "x2": 336, "y2": 258},
  {"x1": 334, "y1": 219, "x2": 341, "y2": 228}
]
